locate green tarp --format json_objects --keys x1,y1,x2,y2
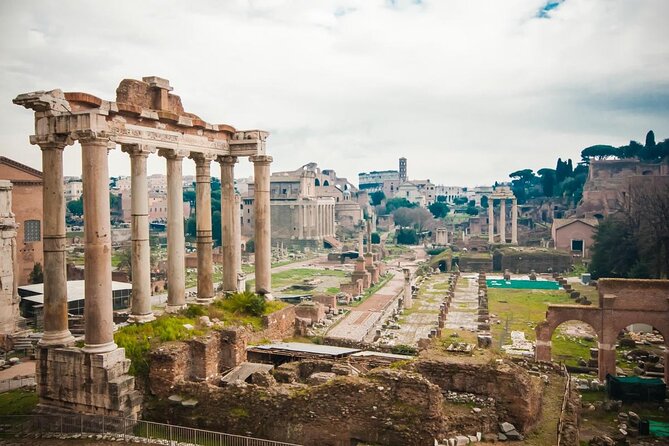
[
  {"x1": 606, "y1": 374, "x2": 666, "y2": 402},
  {"x1": 486, "y1": 279, "x2": 561, "y2": 290},
  {"x1": 649, "y1": 420, "x2": 669, "y2": 437}
]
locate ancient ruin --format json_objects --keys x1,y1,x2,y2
[
  {"x1": 536, "y1": 278, "x2": 669, "y2": 383},
  {"x1": 13, "y1": 76, "x2": 273, "y2": 417},
  {"x1": 487, "y1": 186, "x2": 518, "y2": 245}
]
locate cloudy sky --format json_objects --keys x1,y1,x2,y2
[{"x1": 1, "y1": 0, "x2": 667, "y2": 186}]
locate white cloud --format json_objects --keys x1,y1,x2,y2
[{"x1": 0, "y1": 0, "x2": 667, "y2": 185}]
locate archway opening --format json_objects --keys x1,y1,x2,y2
[
  {"x1": 616, "y1": 324, "x2": 666, "y2": 379},
  {"x1": 550, "y1": 319, "x2": 599, "y2": 372}
]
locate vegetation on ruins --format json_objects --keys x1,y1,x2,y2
[
  {"x1": 369, "y1": 190, "x2": 385, "y2": 206},
  {"x1": 590, "y1": 183, "x2": 669, "y2": 279},
  {"x1": 580, "y1": 130, "x2": 669, "y2": 163},
  {"x1": 115, "y1": 292, "x2": 288, "y2": 378},
  {"x1": 185, "y1": 177, "x2": 223, "y2": 245},
  {"x1": 428, "y1": 201, "x2": 449, "y2": 218},
  {"x1": 28, "y1": 262, "x2": 43, "y2": 284}
]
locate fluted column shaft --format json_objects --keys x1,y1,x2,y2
[
  {"x1": 251, "y1": 155, "x2": 272, "y2": 297},
  {"x1": 192, "y1": 153, "x2": 215, "y2": 303},
  {"x1": 219, "y1": 156, "x2": 238, "y2": 293},
  {"x1": 161, "y1": 149, "x2": 187, "y2": 311},
  {"x1": 233, "y1": 194, "x2": 242, "y2": 283},
  {"x1": 488, "y1": 201, "x2": 494, "y2": 244},
  {"x1": 37, "y1": 138, "x2": 74, "y2": 347},
  {"x1": 499, "y1": 199, "x2": 506, "y2": 244},
  {"x1": 511, "y1": 199, "x2": 518, "y2": 245},
  {"x1": 123, "y1": 145, "x2": 155, "y2": 323},
  {"x1": 81, "y1": 136, "x2": 116, "y2": 353}
]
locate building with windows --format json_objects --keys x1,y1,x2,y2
[
  {"x1": 64, "y1": 179, "x2": 83, "y2": 202},
  {"x1": 0, "y1": 157, "x2": 43, "y2": 285},
  {"x1": 552, "y1": 218, "x2": 599, "y2": 259}
]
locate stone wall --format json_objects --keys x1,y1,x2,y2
[
  {"x1": 260, "y1": 305, "x2": 296, "y2": 340},
  {"x1": 493, "y1": 248, "x2": 572, "y2": 273},
  {"x1": 457, "y1": 255, "x2": 493, "y2": 273},
  {"x1": 149, "y1": 368, "x2": 446, "y2": 446},
  {"x1": 414, "y1": 358, "x2": 543, "y2": 432}
]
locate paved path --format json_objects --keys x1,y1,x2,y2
[
  {"x1": 391, "y1": 276, "x2": 444, "y2": 346},
  {"x1": 326, "y1": 247, "x2": 426, "y2": 343},
  {"x1": 444, "y1": 273, "x2": 479, "y2": 331}
]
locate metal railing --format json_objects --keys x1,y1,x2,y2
[
  {"x1": 0, "y1": 414, "x2": 302, "y2": 446},
  {"x1": 0, "y1": 375, "x2": 35, "y2": 393}
]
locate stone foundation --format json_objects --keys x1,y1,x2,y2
[{"x1": 36, "y1": 347, "x2": 141, "y2": 418}]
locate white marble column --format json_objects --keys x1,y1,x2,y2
[
  {"x1": 511, "y1": 199, "x2": 518, "y2": 245},
  {"x1": 191, "y1": 153, "x2": 216, "y2": 303},
  {"x1": 80, "y1": 134, "x2": 116, "y2": 353},
  {"x1": 36, "y1": 136, "x2": 75, "y2": 347},
  {"x1": 499, "y1": 199, "x2": 506, "y2": 244},
  {"x1": 122, "y1": 144, "x2": 155, "y2": 323},
  {"x1": 160, "y1": 149, "x2": 187, "y2": 311},
  {"x1": 251, "y1": 155, "x2": 272, "y2": 298},
  {"x1": 219, "y1": 155, "x2": 238, "y2": 293},
  {"x1": 488, "y1": 201, "x2": 494, "y2": 244}
]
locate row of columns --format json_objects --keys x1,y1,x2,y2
[
  {"x1": 316, "y1": 202, "x2": 335, "y2": 237},
  {"x1": 487, "y1": 198, "x2": 518, "y2": 245},
  {"x1": 36, "y1": 134, "x2": 273, "y2": 352}
]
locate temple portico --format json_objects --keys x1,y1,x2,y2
[
  {"x1": 487, "y1": 188, "x2": 518, "y2": 245},
  {"x1": 14, "y1": 76, "x2": 273, "y2": 417}
]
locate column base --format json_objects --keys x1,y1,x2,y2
[
  {"x1": 128, "y1": 313, "x2": 156, "y2": 324},
  {"x1": 36, "y1": 346, "x2": 141, "y2": 419},
  {"x1": 165, "y1": 303, "x2": 187, "y2": 313},
  {"x1": 262, "y1": 292, "x2": 275, "y2": 301},
  {"x1": 38, "y1": 330, "x2": 75, "y2": 348},
  {"x1": 194, "y1": 297, "x2": 215, "y2": 305},
  {"x1": 82, "y1": 341, "x2": 117, "y2": 354}
]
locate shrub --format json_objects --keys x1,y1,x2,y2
[
  {"x1": 426, "y1": 248, "x2": 446, "y2": 256},
  {"x1": 219, "y1": 291, "x2": 267, "y2": 317},
  {"x1": 184, "y1": 304, "x2": 207, "y2": 318},
  {"x1": 371, "y1": 232, "x2": 381, "y2": 244},
  {"x1": 391, "y1": 344, "x2": 418, "y2": 356}
]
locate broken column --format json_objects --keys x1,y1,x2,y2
[{"x1": 403, "y1": 268, "x2": 412, "y2": 309}]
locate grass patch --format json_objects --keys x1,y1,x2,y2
[
  {"x1": 247, "y1": 268, "x2": 347, "y2": 291},
  {"x1": 488, "y1": 287, "x2": 572, "y2": 352},
  {"x1": 0, "y1": 389, "x2": 38, "y2": 415}
]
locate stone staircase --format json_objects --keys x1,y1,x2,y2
[{"x1": 9, "y1": 331, "x2": 41, "y2": 356}]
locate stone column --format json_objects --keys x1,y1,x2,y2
[
  {"x1": 251, "y1": 155, "x2": 272, "y2": 298},
  {"x1": 80, "y1": 135, "x2": 116, "y2": 353},
  {"x1": 36, "y1": 136, "x2": 75, "y2": 347},
  {"x1": 403, "y1": 268, "x2": 412, "y2": 309},
  {"x1": 191, "y1": 153, "x2": 216, "y2": 303},
  {"x1": 122, "y1": 144, "x2": 155, "y2": 323},
  {"x1": 219, "y1": 155, "x2": 238, "y2": 293},
  {"x1": 511, "y1": 199, "x2": 518, "y2": 245},
  {"x1": 233, "y1": 194, "x2": 242, "y2": 280},
  {"x1": 598, "y1": 342, "x2": 617, "y2": 382},
  {"x1": 499, "y1": 199, "x2": 506, "y2": 244},
  {"x1": 160, "y1": 149, "x2": 187, "y2": 311},
  {"x1": 487, "y1": 201, "x2": 494, "y2": 244}
]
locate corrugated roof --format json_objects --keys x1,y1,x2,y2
[
  {"x1": 250, "y1": 342, "x2": 360, "y2": 356},
  {"x1": 19, "y1": 280, "x2": 132, "y2": 304}
]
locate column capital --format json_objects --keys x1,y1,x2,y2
[
  {"x1": 217, "y1": 154, "x2": 239, "y2": 165},
  {"x1": 250, "y1": 154, "x2": 273, "y2": 165},
  {"x1": 74, "y1": 130, "x2": 114, "y2": 146},
  {"x1": 121, "y1": 143, "x2": 156, "y2": 157},
  {"x1": 30, "y1": 134, "x2": 74, "y2": 150},
  {"x1": 158, "y1": 148, "x2": 188, "y2": 160},
  {"x1": 190, "y1": 152, "x2": 217, "y2": 165}
]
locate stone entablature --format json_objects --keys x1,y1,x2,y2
[{"x1": 535, "y1": 278, "x2": 669, "y2": 382}]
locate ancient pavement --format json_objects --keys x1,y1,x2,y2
[
  {"x1": 444, "y1": 273, "x2": 479, "y2": 331},
  {"x1": 326, "y1": 247, "x2": 426, "y2": 343}
]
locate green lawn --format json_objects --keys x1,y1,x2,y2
[
  {"x1": 247, "y1": 268, "x2": 347, "y2": 291},
  {"x1": 0, "y1": 389, "x2": 38, "y2": 416}
]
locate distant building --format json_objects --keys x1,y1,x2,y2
[
  {"x1": 552, "y1": 218, "x2": 599, "y2": 259},
  {"x1": 358, "y1": 170, "x2": 400, "y2": 193},
  {"x1": 399, "y1": 157, "x2": 407, "y2": 182},
  {"x1": 0, "y1": 157, "x2": 43, "y2": 285},
  {"x1": 396, "y1": 182, "x2": 426, "y2": 207},
  {"x1": 64, "y1": 179, "x2": 83, "y2": 202}
]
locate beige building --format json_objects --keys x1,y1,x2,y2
[
  {"x1": 0, "y1": 180, "x2": 20, "y2": 340},
  {"x1": 242, "y1": 164, "x2": 336, "y2": 250},
  {"x1": 552, "y1": 218, "x2": 599, "y2": 259},
  {"x1": 0, "y1": 157, "x2": 44, "y2": 285},
  {"x1": 64, "y1": 179, "x2": 83, "y2": 202}
]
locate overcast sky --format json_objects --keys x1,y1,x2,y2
[{"x1": 1, "y1": 0, "x2": 667, "y2": 187}]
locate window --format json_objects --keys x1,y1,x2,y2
[
  {"x1": 571, "y1": 240, "x2": 584, "y2": 252},
  {"x1": 24, "y1": 220, "x2": 41, "y2": 242}
]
